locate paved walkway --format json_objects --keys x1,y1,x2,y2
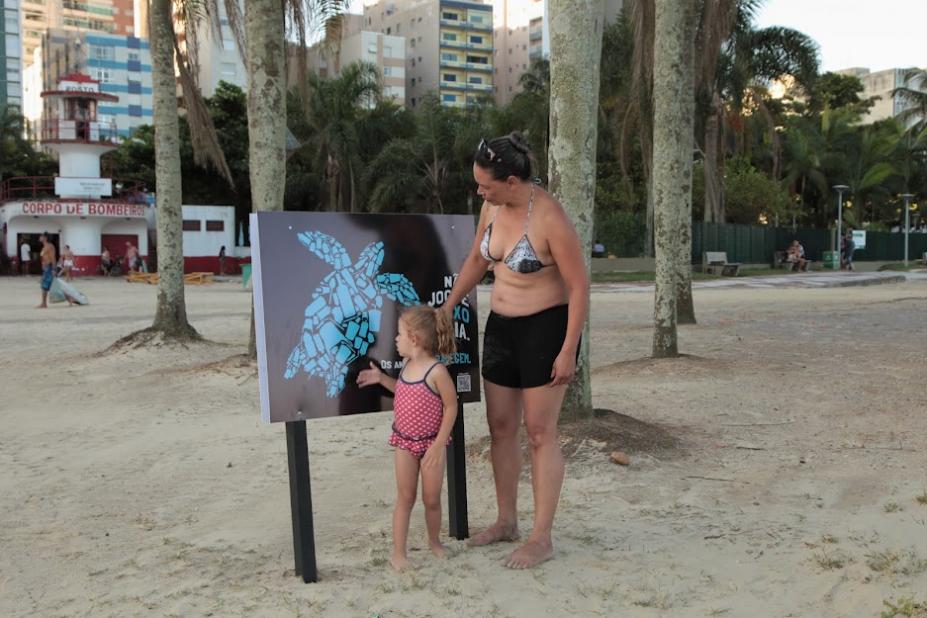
[{"x1": 591, "y1": 270, "x2": 927, "y2": 294}]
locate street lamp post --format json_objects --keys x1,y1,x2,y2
[
  {"x1": 901, "y1": 193, "x2": 914, "y2": 266},
  {"x1": 833, "y1": 185, "x2": 849, "y2": 268}
]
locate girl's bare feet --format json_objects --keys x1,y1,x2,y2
[
  {"x1": 429, "y1": 542, "x2": 449, "y2": 559},
  {"x1": 389, "y1": 553, "x2": 411, "y2": 572}
]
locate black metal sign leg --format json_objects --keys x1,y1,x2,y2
[
  {"x1": 286, "y1": 420, "x2": 318, "y2": 583},
  {"x1": 446, "y1": 401, "x2": 469, "y2": 540}
]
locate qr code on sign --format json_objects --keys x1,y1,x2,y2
[{"x1": 456, "y1": 373, "x2": 472, "y2": 393}]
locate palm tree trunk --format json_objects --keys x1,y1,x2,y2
[
  {"x1": 245, "y1": 0, "x2": 285, "y2": 358},
  {"x1": 704, "y1": 91, "x2": 722, "y2": 223},
  {"x1": 548, "y1": 0, "x2": 605, "y2": 421},
  {"x1": 150, "y1": 0, "x2": 197, "y2": 339},
  {"x1": 652, "y1": 0, "x2": 695, "y2": 357}
]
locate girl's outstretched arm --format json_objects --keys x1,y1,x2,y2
[{"x1": 356, "y1": 361, "x2": 397, "y2": 393}]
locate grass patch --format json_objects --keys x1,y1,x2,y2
[
  {"x1": 814, "y1": 550, "x2": 847, "y2": 570},
  {"x1": 882, "y1": 597, "x2": 927, "y2": 618},
  {"x1": 867, "y1": 550, "x2": 927, "y2": 575},
  {"x1": 591, "y1": 267, "x2": 790, "y2": 284},
  {"x1": 878, "y1": 262, "x2": 926, "y2": 272},
  {"x1": 885, "y1": 502, "x2": 904, "y2": 513},
  {"x1": 916, "y1": 490, "x2": 927, "y2": 505}
]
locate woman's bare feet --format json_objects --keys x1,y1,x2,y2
[
  {"x1": 467, "y1": 521, "x2": 520, "y2": 547},
  {"x1": 429, "y1": 542, "x2": 449, "y2": 559},
  {"x1": 504, "y1": 539, "x2": 553, "y2": 569},
  {"x1": 389, "y1": 553, "x2": 411, "y2": 572}
]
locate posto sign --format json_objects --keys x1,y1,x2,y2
[{"x1": 19, "y1": 202, "x2": 147, "y2": 218}]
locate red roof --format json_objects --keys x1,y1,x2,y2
[{"x1": 60, "y1": 72, "x2": 99, "y2": 84}]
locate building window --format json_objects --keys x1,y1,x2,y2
[
  {"x1": 411, "y1": 38, "x2": 415, "y2": 48},
  {"x1": 411, "y1": 97, "x2": 416, "y2": 106},
  {"x1": 441, "y1": 53, "x2": 456, "y2": 61},
  {"x1": 383, "y1": 66, "x2": 392, "y2": 76},
  {"x1": 470, "y1": 14, "x2": 484, "y2": 23},
  {"x1": 182, "y1": 220, "x2": 201, "y2": 231},
  {"x1": 411, "y1": 77, "x2": 416, "y2": 86},
  {"x1": 206, "y1": 220, "x2": 224, "y2": 232},
  {"x1": 128, "y1": 51, "x2": 140, "y2": 62},
  {"x1": 90, "y1": 44, "x2": 115, "y2": 61},
  {"x1": 369, "y1": 43, "x2": 377, "y2": 53},
  {"x1": 93, "y1": 68, "x2": 113, "y2": 83},
  {"x1": 383, "y1": 46, "x2": 392, "y2": 58},
  {"x1": 128, "y1": 104, "x2": 142, "y2": 117},
  {"x1": 411, "y1": 58, "x2": 416, "y2": 67},
  {"x1": 469, "y1": 76, "x2": 482, "y2": 84},
  {"x1": 386, "y1": 26, "x2": 390, "y2": 34},
  {"x1": 442, "y1": 11, "x2": 457, "y2": 19},
  {"x1": 470, "y1": 35, "x2": 482, "y2": 43},
  {"x1": 442, "y1": 32, "x2": 456, "y2": 41},
  {"x1": 220, "y1": 62, "x2": 236, "y2": 77},
  {"x1": 443, "y1": 73, "x2": 456, "y2": 82},
  {"x1": 128, "y1": 80, "x2": 141, "y2": 94},
  {"x1": 442, "y1": 93, "x2": 456, "y2": 103},
  {"x1": 466, "y1": 55, "x2": 487, "y2": 64}
]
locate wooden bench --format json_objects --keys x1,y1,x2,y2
[
  {"x1": 125, "y1": 272, "x2": 159, "y2": 284},
  {"x1": 125, "y1": 272, "x2": 214, "y2": 285},
  {"x1": 184, "y1": 272, "x2": 214, "y2": 285},
  {"x1": 703, "y1": 251, "x2": 741, "y2": 276}
]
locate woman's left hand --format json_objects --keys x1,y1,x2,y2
[{"x1": 550, "y1": 349, "x2": 577, "y2": 386}]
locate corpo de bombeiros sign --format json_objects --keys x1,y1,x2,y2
[{"x1": 12, "y1": 201, "x2": 148, "y2": 218}]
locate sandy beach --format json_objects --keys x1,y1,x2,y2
[{"x1": 2, "y1": 275, "x2": 926, "y2": 617}]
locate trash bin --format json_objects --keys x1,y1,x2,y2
[
  {"x1": 241, "y1": 263, "x2": 252, "y2": 288},
  {"x1": 822, "y1": 250, "x2": 839, "y2": 270}
]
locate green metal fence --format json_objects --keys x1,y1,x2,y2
[{"x1": 690, "y1": 222, "x2": 927, "y2": 264}]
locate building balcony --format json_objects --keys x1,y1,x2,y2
[
  {"x1": 468, "y1": 21, "x2": 493, "y2": 32},
  {"x1": 0, "y1": 176, "x2": 147, "y2": 203},
  {"x1": 440, "y1": 58, "x2": 467, "y2": 69},
  {"x1": 40, "y1": 119, "x2": 119, "y2": 145},
  {"x1": 467, "y1": 82, "x2": 493, "y2": 92},
  {"x1": 467, "y1": 41, "x2": 492, "y2": 51},
  {"x1": 529, "y1": 29, "x2": 542, "y2": 41},
  {"x1": 440, "y1": 81, "x2": 468, "y2": 91},
  {"x1": 466, "y1": 62, "x2": 493, "y2": 72}
]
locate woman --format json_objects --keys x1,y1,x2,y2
[
  {"x1": 443, "y1": 133, "x2": 589, "y2": 569},
  {"x1": 218, "y1": 245, "x2": 227, "y2": 275},
  {"x1": 100, "y1": 246, "x2": 113, "y2": 276}
]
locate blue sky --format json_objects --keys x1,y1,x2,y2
[{"x1": 755, "y1": 0, "x2": 927, "y2": 72}]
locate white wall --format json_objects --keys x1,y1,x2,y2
[{"x1": 180, "y1": 205, "x2": 235, "y2": 257}]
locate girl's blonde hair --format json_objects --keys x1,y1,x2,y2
[{"x1": 401, "y1": 305, "x2": 456, "y2": 357}]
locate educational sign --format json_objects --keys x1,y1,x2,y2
[
  {"x1": 251, "y1": 212, "x2": 481, "y2": 423},
  {"x1": 852, "y1": 230, "x2": 866, "y2": 250}
]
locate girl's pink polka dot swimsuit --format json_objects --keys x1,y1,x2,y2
[{"x1": 389, "y1": 362, "x2": 449, "y2": 458}]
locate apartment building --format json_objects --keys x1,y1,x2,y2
[
  {"x1": 19, "y1": 0, "x2": 135, "y2": 71},
  {"x1": 290, "y1": 15, "x2": 407, "y2": 106},
  {"x1": 34, "y1": 28, "x2": 152, "y2": 137},
  {"x1": 363, "y1": 0, "x2": 494, "y2": 109},
  {"x1": 837, "y1": 66, "x2": 926, "y2": 125},
  {"x1": 492, "y1": 0, "x2": 623, "y2": 106},
  {"x1": 2, "y1": 0, "x2": 23, "y2": 109}
]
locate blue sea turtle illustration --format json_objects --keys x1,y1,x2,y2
[{"x1": 284, "y1": 230, "x2": 420, "y2": 397}]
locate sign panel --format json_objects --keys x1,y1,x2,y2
[
  {"x1": 14, "y1": 201, "x2": 147, "y2": 218},
  {"x1": 251, "y1": 212, "x2": 481, "y2": 423},
  {"x1": 851, "y1": 230, "x2": 866, "y2": 250},
  {"x1": 55, "y1": 177, "x2": 112, "y2": 197}
]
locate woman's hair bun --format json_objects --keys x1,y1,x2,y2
[{"x1": 508, "y1": 132, "x2": 530, "y2": 154}]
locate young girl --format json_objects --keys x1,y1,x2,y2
[{"x1": 356, "y1": 305, "x2": 458, "y2": 571}]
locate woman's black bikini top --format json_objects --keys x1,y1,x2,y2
[{"x1": 479, "y1": 186, "x2": 551, "y2": 274}]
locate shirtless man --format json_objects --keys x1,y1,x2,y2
[
  {"x1": 37, "y1": 234, "x2": 56, "y2": 308},
  {"x1": 125, "y1": 241, "x2": 139, "y2": 272}
]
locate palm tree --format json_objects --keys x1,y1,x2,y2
[
  {"x1": 703, "y1": 21, "x2": 819, "y2": 222},
  {"x1": 548, "y1": 0, "x2": 605, "y2": 419},
  {"x1": 892, "y1": 69, "x2": 927, "y2": 132},
  {"x1": 652, "y1": 0, "x2": 696, "y2": 358},
  {"x1": 363, "y1": 95, "x2": 459, "y2": 214},
  {"x1": 302, "y1": 62, "x2": 381, "y2": 212},
  {"x1": 148, "y1": 0, "x2": 199, "y2": 339}
]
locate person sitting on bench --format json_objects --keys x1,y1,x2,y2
[{"x1": 786, "y1": 240, "x2": 808, "y2": 272}]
